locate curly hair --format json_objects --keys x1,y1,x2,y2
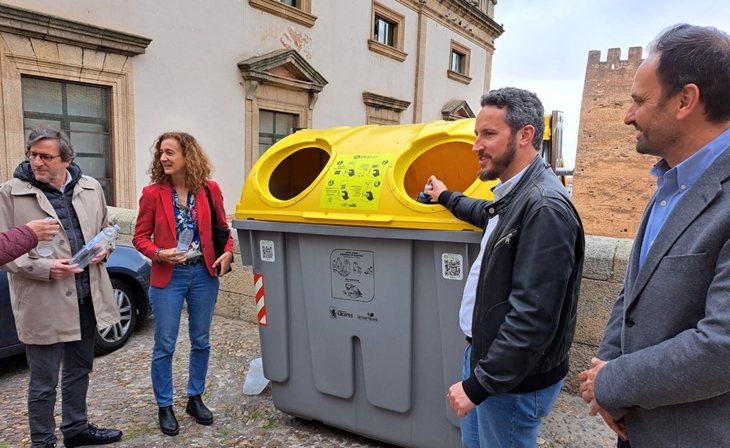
[
  {"x1": 147, "y1": 132, "x2": 213, "y2": 192},
  {"x1": 480, "y1": 87, "x2": 545, "y2": 150}
]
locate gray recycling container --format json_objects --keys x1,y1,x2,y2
[{"x1": 233, "y1": 121, "x2": 495, "y2": 447}]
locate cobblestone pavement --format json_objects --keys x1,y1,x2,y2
[{"x1": 0, "y1": 313, "x2": 616, "y2": 447}]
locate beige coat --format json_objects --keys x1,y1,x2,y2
[{"x1": 0, "y1": 175, "x2": 120, "y2": 345}]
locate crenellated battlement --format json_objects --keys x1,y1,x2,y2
[
  {"x1": 586, "y1": 47, "x2": 644, "y2": 72},
  {"x1": 573, "y1": 45, "x2": 656, "y2": 239}
]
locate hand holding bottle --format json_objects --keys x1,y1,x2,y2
[
  {"x1": 156, "y1": 248, "x2": 188, "y2": 265},
  {"x1": 425, "y1": 176, "x2": 447, "y2": 202},
  {"x1": 49, "y1": 259, "x2": 83, "y2": 279},
  {"x1": 26, "y1": 217, "x2": 59, "y2": 241},
  {"x1": 28, "y1": 218, "x2": 60, "y2": 257},
  {"x1": 70, "y1": 224, "x2": 121, "y2": 269},
  {"x1": 417, "y1": 182, "x2": 434, "y2": 203}
]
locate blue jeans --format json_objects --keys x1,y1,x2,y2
[
  {"x1": 461, "y1": 343, "x2": 564, "y2": 448},
  {"x1": 150, "y1": 262, "x2": 219, "y2": 406}
]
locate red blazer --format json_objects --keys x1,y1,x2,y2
[{"x1": 133, "y1": 180, "x2": 234, "y2": 288}]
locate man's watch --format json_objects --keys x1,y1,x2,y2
[{"x1": 155, "y1": 248, "x2": 163, "y2": 264}]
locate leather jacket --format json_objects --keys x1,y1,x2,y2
[{"x1": 439, "y1": 155, "x2": 584, "y2": 405}]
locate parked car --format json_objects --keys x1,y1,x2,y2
[{"x1": 0, "y1": 242, "x2": 151, "y2": 359}]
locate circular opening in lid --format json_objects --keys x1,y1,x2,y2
[
  {"x1": 268, "y1": 147, "x2": 331, "y2": 201},
  {"x1": 403, "y1": 141, "x2": 476, "y2": 200}
]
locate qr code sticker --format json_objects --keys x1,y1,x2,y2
[
  {"x1": 260, "y1": 240, "x2": 275, "y2": 262},
  {"x1": 442, "y1": 253, "x2": 463, "y2": 280}
]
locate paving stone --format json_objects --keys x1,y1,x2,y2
[{"x1": 0, "y1": 313, "x2": 616, "y2": 447}]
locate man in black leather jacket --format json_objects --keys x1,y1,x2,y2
[{"x1": 425, "y1": 87, "x2": 584, "y2": 448}]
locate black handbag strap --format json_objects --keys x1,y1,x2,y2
[{"x1": 204, "y1": 184, "x2": 220, "y2": 227}]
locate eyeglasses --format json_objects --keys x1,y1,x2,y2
[{"x1": 27, "y1": 151, "x2": 63, "y2": 162}]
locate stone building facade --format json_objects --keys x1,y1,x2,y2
[
  {"x1": 572, "y1": 47, "x2": 657, "y2": 238},
  {"x1": 0, "y1": 0, "x2": 503, "y2": 212}
]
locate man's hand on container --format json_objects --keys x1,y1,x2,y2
[
  {"x1": 447, "y1": 381, "x2": 475, "y2": 418},
  {"x1": 426, "y1": 175, "x2": 447, "y2": 202}
]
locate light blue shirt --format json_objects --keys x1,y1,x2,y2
[
  {"x1": 460, "y1": 164, "x2": 529, "y2": 337},
  {"x1": 59, "y1": 169, "x2": 73, "y2": 193},
  {"x1": 639, "y1": 127, "x2": 730, "y2": 268}
]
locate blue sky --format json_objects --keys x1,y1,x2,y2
[{"x1": 489, "y1": 0, "x2": 730, "y2": 168}]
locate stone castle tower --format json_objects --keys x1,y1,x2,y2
[{"x1": 572, "y1": 47, "x2": 657, "y2": 238}]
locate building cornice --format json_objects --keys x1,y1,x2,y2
[
  {"x1": 396, "y1": 0, "x2": 503, "y2": 50},
  {"x1": 362, "y1": 92, "x2": 411, "y2": 112},
  {"x1": 0, "y1": 2, "x2": 151, "y2": 56}
]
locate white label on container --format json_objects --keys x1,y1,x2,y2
[
  {"x1": 330, "y1": 249, "x2": 374, "y2": 302},
  {"x1": 442, "y1": 253, "x2": 463, "y2": 280},
  {"x1": 260, "y1": 240, "x2": 275, "y2": 262}
]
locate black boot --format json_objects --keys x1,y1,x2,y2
[
  {"x1": 186, "y1": 394, "x2": 214, "y2": 425},
  {"x1": 158, "y1": 406, "x2": 179, "y2": 436}
]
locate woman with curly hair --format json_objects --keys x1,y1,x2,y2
[{"x1": 133, "y1": 132, "x2": 234, "y2": 436}]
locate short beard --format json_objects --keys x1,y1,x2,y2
[
  {"x1": 635, "y1": 130, "x2": 677, "y2": 159},
  {"x1": 478, "y1": 132, "x2": 518, "y2": 181}
]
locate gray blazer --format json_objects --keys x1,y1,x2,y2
[{"x1": 595, "y1": 145, "x2": 730, "y2": 447}]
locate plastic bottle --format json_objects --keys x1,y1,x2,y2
[
  {"x1": 243, "y1": 357, "x2": 269, "y2": 395},
  {"x1": 176, "y1": 223, "x2": 194, "y2": 252},
  {"x1": 36, "y1": 217, "x2": 56, "y2": 257},
  {"x1": 70, "y1": 224, "x2": 121, "y2": 269},
  {"x1": 417, "y1": 182, "x2": 433, "y2": 204}
]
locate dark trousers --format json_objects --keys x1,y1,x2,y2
[
  {"x1": 25, "y1": 298, "x2": 96, "y2": 447},
  {"x1": 618, "y1": 438, "x2": 631, "y2": 448}
]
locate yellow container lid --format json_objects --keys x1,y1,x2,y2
[{"x1": 235, "y1": 119, "x2": 497, "y2": 231}]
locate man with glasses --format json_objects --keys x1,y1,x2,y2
[{"x1": 0, "y1": 126, "x2": 122, "y2": 448}]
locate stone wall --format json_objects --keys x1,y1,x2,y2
[
  {"x1": 109, "y1": 207, "x2": 630, "y2": 394},
  {"x1": 565, "y1": 235, "x2": 632, "y2": 393},
  {"x1": 572, "y1": 47, "x2": 656, "y2": 238}
]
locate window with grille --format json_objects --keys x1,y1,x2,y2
[
  {"x1": 21, "y1": 76, "x2": 114, "y2": 205},
  {"x1": 259, "y1": 110, "x2": 297, "y2": 156}
]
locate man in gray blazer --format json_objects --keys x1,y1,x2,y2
[{"x1": 578, "y1": 24, "x2": 730, "y2": 447}]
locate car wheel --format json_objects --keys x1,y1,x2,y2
[{"x1": 94, "y1": 278, "x2": 138, "y2": 355}]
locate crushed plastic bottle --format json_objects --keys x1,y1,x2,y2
[
  {"x1": 70, "y1": 224, "x2": 121, "y2": 269},
  {"x1": 36, "y1": 217, "x2": 56, "y2": 257},
  {"x1": 243, "y1": 357, "x2": 269, "y2": 395},
  {"x1": 176, "y1": 223, "x2": 194, "y2": 252},
  {"x1": 417, "y1": 182, "x2": 433, "y2": 203}
]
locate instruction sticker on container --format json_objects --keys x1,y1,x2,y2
[
  {"x1": 260, "y1": 240, "x2": 275, "y2": 262},
  {"x1": 319, "y1": 154, "x2": 391, "y2": 211},
  {"x1": 442, "y1": 253, "x2": 463, "y2": 280},
  {"x1": 331, "y1": 249, "x2": 374, "y2": 302}
]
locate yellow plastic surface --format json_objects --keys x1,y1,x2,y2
[
  {"x1": 235, "y1": 120, "x2": 498, "y2": 231},
  {"x1": 543, "y1": 114, "x2": 551, "y2": 141}
]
